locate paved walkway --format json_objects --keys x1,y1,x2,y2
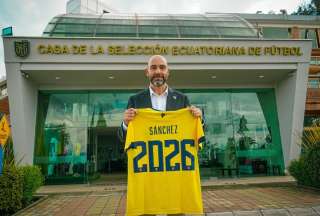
[
  {"x1": 16, "y1": 176, "x2": 320, "y2": 216},
  {"x1": 37, "y1": 176, "x2": 296, "y2": 194}
]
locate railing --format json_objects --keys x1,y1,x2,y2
[
  {"x1": 306, "y1": 88, "x2": 320, "y2": 103},
  {"x1": 306, "y1": 88, "x2": 320, "y2": 112},
  {"x1": 311, "y1": 48, "x2": 320, "y2": 57},
  {"x1": 310, "y1": 56, "x2": 320, "y2": 66}
]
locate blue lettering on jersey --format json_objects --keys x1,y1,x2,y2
[
  {"x1": 132, "y1": 141, "x2": 148, "y2": 173},
  {"x1": 148, "y1": 140, "x2": 164, "y2": 172},
  {"x1": 131, "y1": 139, "x2": 196, "y2": 173},
  {"x1": 165, "y1": 140, "x2": 180, "y2": 171},
  {"x1": 181, "y1": 139, "x2": 195, "y2": 171}
]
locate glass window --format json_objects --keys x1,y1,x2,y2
[
  {"x1": 44, "y1": 14, "x2": 259, "y2": 38},
  {"x1": 262, "y1": 27, "x2": 289, "y2": 39},
  {"x1": 96, "y1": 25, "x2": 136, "y2": 34},
  {"x1": 206, "y1": 16, "x2": 239, "y2": 22},
  {"x1": 35, "y1": 92, "x2": 90, "y2": 184},
  {"x1": 310, "y1": 57, "x2": 320, "y2": 65},
  {"x1": 139, "y1": 19, "x2": 175, "y2": 26},
  {"x1": 99, "y1": 19, "x2": 136, "y2": 25},
  {"x1": 211, "y1": 21, "x2": 246, "y2": 28},
  {"x1": 60, "y1": 18, "x2": 97, "y2": 24},
  {"x1": 308, "y1": 78, "x2": 320, "y2": 88},
  {"x1": 309, "y1": 29, "x2": 318, "y2": 48},
  {"x1": 50, "y1": 33, "x2": 94, "y2": 37},
  {"x1": 216, "y1": 27, "x2": 256, "y2": 37},
  {"x1": 35, "y1": 89, "x2": 284, "y2": 183},
  {"x1": 300, "y1": 29, "x2": 318, "y2": 48},
  {"x1": 175, "y1": 20, "x2": 211, "y2": 27},
  {"x1": 43, "y1": 24, "x2": 55, "y2": 33},
  {"x1": 54, "y1": 23, "x2": 96, "y2": 34},
  {"x1": 179, "y1": 26, "x2": 217, "y2": 36},
  {"x1": 35, "y1": 91, "x2": 135, "y2": 183},
  {"x1": 185, "y1": 89, "x2": 284, "y2": 178},
  {"x1": 139, "y1": 25, "x2": 178, "y2": 37}
]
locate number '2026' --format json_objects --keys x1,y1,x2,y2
[{"x1": 131, "y1": 139, "x2": 195, "y2": 173}]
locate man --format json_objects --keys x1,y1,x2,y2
[{"x1": 119, "y1": 55, "x2": 202, "y2": 142}]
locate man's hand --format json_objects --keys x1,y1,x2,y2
[
  {"x1": 124, "y1": 108, "x2": 138, "y2": 126},
  {"x1": 189, "y1": 105, "x2": 202, "y2": 118}
]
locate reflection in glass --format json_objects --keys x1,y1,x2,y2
[
  {"x1": 185, "y1": 90, "x2": 284, "y2": 178},
  {"x1": 34, "y1": 89, "x2": 284, "y2": 183}
]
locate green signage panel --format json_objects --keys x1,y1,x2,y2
[{"x1": 2, "y1": 26, "x2": 13, "y2": 36}]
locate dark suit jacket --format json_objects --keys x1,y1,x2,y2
[
  {"x1": 127, "y1": 88, "x2": 190, "y2": 110},
  {"x1": 118, "y1": 88, "x2": 190, "y2": 142}
]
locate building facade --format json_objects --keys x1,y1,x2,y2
[
  {"x1": 237, "y1": 13, "x2": 320, "y2": 128},
  {"x1": 3, "y1": 13, "x2": 314, "y2": 183}
]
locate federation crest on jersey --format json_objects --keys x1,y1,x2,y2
[{"x1": 14, "y1": 40, "x2": 30, "y2": 58}]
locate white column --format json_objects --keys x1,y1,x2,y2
[
  {"x1": 6, "y1": 63, "x2": 38, "y2": 165},
  {"x1": 275, "y1": 63, "x2": 309, "y2": 168},
  {"x1": 289, "y1": 63, "x2": 309, "y2": 161}
]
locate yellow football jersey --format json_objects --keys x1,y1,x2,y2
[{"x1": 125, "y1": 108, "x2": 205, "y2": 216}]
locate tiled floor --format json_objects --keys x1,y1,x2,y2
[
  {"x1": 202, "y1": 187, "x2": 320, "y2": 213},
  {"x1": 18, "y1": 186, "x2": 320, "y2": 216}
]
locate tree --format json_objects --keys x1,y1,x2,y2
[{"x1": 292, "y1": 0, "x2": 320, "y2": 15}]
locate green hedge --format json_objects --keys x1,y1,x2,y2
[
  {"x1": 0, "y1": 164, "x2": 44, "y2": 215},
  {"x1": 290, "y1": 124, "x2": 320, "y2": 189},
  {"x1": 289, "y1": 147, "x2": 320, "y2": 188},
  {"x1": 20, "y1": 165, "x2": 44, "y2": 205},
  {"x1": 0, "y1": 165, "x2": 23, "y2": 215}
]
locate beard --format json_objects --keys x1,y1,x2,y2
[{"x1": 151, "y1": 76, "x2": 166, "y2": 87}]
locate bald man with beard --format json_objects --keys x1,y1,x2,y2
[{"x1": 118, "y1": 55, "x2": 202, "y2": 143}]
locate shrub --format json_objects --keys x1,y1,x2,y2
[
  {"x1": 0, "y1": 164, "x2": 44, "y2": 215},
  {"x1": 0, "y1": 164, "x2": 23, "y2": 215},
  {"x1": 300, "y1": 147, "x2": 320, "y2": 188},
  {"x1": 0, "y1": 137, "x2": 44, "y2": 214},
  {"x1": 19, "y1": 165, "x2": 44, "y2": 205},
  {"x1": 288, "y1": 159, "x2": 303, "y2": 183},
  {"x1": 290, "y1": 123, "x2": 320, "y2": 188}
]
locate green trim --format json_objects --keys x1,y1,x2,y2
[
  {"x1": 34, "y1": 89, "x2": 285, "y2": 183},
  {"x1": 39, "y1": 88, "x2": 273, "y2": 94},
  {"x1": 180, "y1": 88, "x2": 273, "y2": 93},
  {"x1": 39, "y1": 89, "x2": 140, "y2": 94}
]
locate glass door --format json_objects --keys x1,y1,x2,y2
[
  {"x1": 186, "y1": 92, "x2": 238, "y2": 178},
  {"x1": 186, "y1": 90, "x2": 284, "y2": 179}
]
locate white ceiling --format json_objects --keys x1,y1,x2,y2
[{"x1": 26, "y1": 68, "x2": 294, "y2": 89}]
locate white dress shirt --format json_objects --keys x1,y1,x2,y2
[
  {"x1": 122, "y1": 86, "x2": 169, "y2": 130},
  {"x1": 149, "y1": 86, "x2": 168, "y2": 111}
]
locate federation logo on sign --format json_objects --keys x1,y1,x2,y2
[
  {"x1": 14, "y1": 40, "x2": 30, "y2": 58},
  {"x1": 0, "y1": 115, "x2": 10, "y2": 147}
]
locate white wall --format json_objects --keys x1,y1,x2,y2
[
  {"x1": 275, "y1": 63, "x2": 309, "y2": 168},
  {"x1": 290, "y1": 63, "x2": 309, "y2": 160},
  {"x1": 6, "y1": 63, "x2": 38, "y2": 165}
]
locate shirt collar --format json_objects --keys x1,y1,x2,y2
[{"x1": 149, "y1": 85, "x2": 168, "y2": 97}]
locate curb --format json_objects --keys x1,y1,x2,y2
[
  {"x1": 13, "y1": 195, "x2": 49, "y2": 216},
  {"x1": 36, "y1": 181, "x2": 296, "y2": 195}
]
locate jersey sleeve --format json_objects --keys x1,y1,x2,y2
[
  {"x1": 196, "y1": 117, "x2": 205, "y2": 151},
  {"x1": 124, "y1": 122, "x2": 134, "y2": 152}
]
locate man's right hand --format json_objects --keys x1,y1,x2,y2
[{"x1": 123, "y1": 108, "x2": 138, "y2": 126}]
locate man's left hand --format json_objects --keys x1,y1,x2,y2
[{"x1": 189, "y1": 105, "x2": 202, "y2": 118}]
